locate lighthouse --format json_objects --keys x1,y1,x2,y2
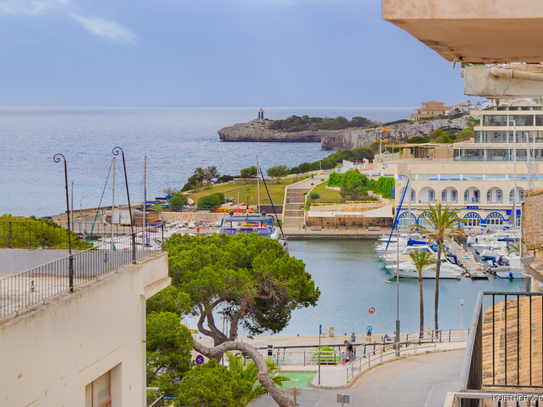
[{"x1": 258, "y1": 108, "x2": 265, "y2": 120}]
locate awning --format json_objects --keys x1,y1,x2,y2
[{"x1": 306, "y1": 205, "x2": 394, "y2": 219}]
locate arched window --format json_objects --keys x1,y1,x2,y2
[
  {"x1": 398, "y1": 212, "x2": 416, "y2": 230},
  {"x1": 464, "y1": 212, "x2": 481, "y2": 227},
  {"x1": 486, "y1": 212, "x2": 504, "y2": 226},
  {"x1": 400, "y1": 187, "x2": 415, "y2": 202},
  {"x1": 464, "y1": 187, "x2": 481, "y2": 203},
  {"x1": 509, "y1": 188, "x2": 525, "y2": 203},
  {"x1": 418, "y1": 213, "x2": 432, "y2": 229},
  {"x1": 419, "y1": 187, "x2": 435, "y2": 203}
]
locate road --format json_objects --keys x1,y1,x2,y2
[{"x1": 252, "y1": 350, "x2": 464, "y2": 407}]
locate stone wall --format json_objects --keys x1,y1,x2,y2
[
  {"x1": 161, "y1": 211, "x2": 226, "y2": 223},
  {"x1": 321, "y1": 116, "x2": 469, "y2": 150}
]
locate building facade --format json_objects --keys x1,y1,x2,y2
[{"x1": 0, "y1": 252, "x2": 170, "y2": 407}]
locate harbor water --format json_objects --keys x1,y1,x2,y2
[{"x1": 275, "y1": 238, "x2": 525, "y2": 337}]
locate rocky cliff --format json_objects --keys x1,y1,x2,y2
[
  {"x1": 218, "y1": 119, "x2": 374, "y2": 142},
  {"x1": 218, "y1": 116, "x2": 470, "y2": 148},
  {"x1": 320, "y1": 116, "x2": 470, "y2": 149}
]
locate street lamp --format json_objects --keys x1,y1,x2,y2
[{"x1": 460, "y1": 299, "x2": 464, "y2": 338}]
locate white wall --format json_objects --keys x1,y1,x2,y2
[{"x1": 0, "y1": 252, "x2": 170, "y2": 407}]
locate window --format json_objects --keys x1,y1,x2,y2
[
  {"x1": 536, "y1": 115, "x2": 543, "y2": 126},
  {"x1": 442, "y1": 190, "x2": 447, "y2": 202},
  {"x1": 85, "y1": 372, "x2": 111, "y2": 407},
  {"x1": 428, "y1": 189, "x2": 435, "y2": 202},
  {"x1": 398, "y1": 212, "x2": 416, "y2": 230},
  {"x1": 496, "y1": 190, "x2": 502, "y2": 203},
  {"x1": 486, "y1": 212, "x2": 504, "y2": 226},
  {"x1": 487, "y1": 190, "x2": 491, "y2": 203},
  {"x1": 451, "y1": 190, "x2": 457, "y2": 202},
  {"x1": 483, "y1": 115, "x2": 508, "y2": 126},
  {"x1": 464, "y1": 212, "x2": 481, "y2": 227},
  {"x1": 509, "y1": 114, "x2": 534, "y2": 126},
  {"x1": 509, "y1": 188, "x2": 525, "y2": 203}
]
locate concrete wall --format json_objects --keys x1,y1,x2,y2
[{"x1": 0, "y1": 252, "x2": 170, "y2": 407}]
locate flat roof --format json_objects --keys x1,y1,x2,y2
[{"x1": 382, "y1": 0, "x2": 543, "y2": 64}]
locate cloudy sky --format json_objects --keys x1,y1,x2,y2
[{"x1": 0, "y1": 0, "x2": 472, "y2": 107}]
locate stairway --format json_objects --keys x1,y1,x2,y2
[{"x1": 281, "y1": 188, "x2": 309, "y2": 228}]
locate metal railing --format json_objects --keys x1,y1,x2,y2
[
  {"x1": 148, "y1": 396, "x2": 165, "y2": 407},
  {"x1": 0, "y1": 225, "x2": 164, "y2": 318},
  {"x1": 250, "y1": 329, "x2": 469, "y2": 367},
  {"x1": 459, "y1": 291, "x2": 543, "y2": 407},
  {"x1": 346, "y1": 340, "x2": 438, "y2": 384}
]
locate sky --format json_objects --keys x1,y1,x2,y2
[{"x1": 0, "y1": 0, "x2": 476, "y2": 107}]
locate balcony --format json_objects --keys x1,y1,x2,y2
[
  {"x1": 382, "y1": 0, "x2": 543, "y2": 64},
  {"x1": 446, "y1": 292, "x2": 543, "y2": 406}
]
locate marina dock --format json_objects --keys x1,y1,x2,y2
[{"x1": 449, "y1": 239, "x2": 489, "y2": 279}]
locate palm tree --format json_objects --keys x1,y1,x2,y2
[
  {"x1": 409, "y1": 250, "x2": 436, "y2": 339},
  {"x1": 418, "y1": 204, "x2": 466, "y2": 332},
  {"x1": 226, "y1": 352, "x2": 289, "y2": 407}
]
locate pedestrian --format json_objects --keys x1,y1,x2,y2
[
  {"x1": 366, "y1": 326, "x2": 372, "y2": 340},
  {"x1": 344, "y1": 340, "x2": 355, "y2": 364},
  {"x1": 350, "y1": 333, "x2": 356, "y2": 343}
]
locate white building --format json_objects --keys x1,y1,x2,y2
[{"x1": 0, "y1": 251, "x2": 170, "y2": 407}]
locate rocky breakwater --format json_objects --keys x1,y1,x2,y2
[
  {"x1": 219, "y1": 119, "x2": 356, "y2": 142},
  {"x1": 321, "y1": 116, "x2": 470, "y2": 150}
]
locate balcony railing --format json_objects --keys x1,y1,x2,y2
[
  {"x1": 456, "y1": 291, "x2": 543, "y2": 407},
  {"x1": 0, "y1": 225, "x2": 164, "y2": 319}
]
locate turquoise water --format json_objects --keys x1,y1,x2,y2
[{"x1": 276, "y1": 239, "x2": 524, "y2": 337}]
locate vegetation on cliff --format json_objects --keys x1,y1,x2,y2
[
  {"x1": 289, "y1": 148, "x2": 374, "y2": 174},
  {"x1": 268, "y1": 115, "x2": 375, "y2": 133}
]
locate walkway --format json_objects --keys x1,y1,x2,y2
[
  {"x1": 251, "y1": 350, "x2": 465, "y2": 407},
  {"x1": 282, "y1": 174, "x2": 329, "y2": 229}
]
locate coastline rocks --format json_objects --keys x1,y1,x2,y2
[
  {"x1": 218, "y1": 116, "x2": 470, "y2": 149},
  {"x1": 321, "y1": 116, "x2": 470, "y2": 150},
  {"x1": 218, "y1": 119, "x2": 368, "y2": 143}
]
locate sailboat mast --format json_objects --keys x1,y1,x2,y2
[{"x1": 144, "y1": 155, "x2": 147, "y2": 242}]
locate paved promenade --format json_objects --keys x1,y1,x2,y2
[
  {"x1": 251, "y1": 350, "x2": 465, "y2": 407},
  {"x1": 283, "y1": 227, "x2": 391, "y2": 239}
]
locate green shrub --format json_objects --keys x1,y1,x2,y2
[
  {"x1": 327, "y1": 172, "x2": 343, "y2": 187},
  {"x1": 168, "y1": 194, "x2": 188, "y2": 212},
  {"x1": 375, "y1": 176, "x2": 395, "y2": 199},
  {"x1": 340, "y1": 170, "x2": 370, "y2": 200},
  {"x1": 309, "y1": 192, "x2": 320, "y2": 200},
  {"x1": 197, "y1": 192, "x2": 225, "y2": 210}
]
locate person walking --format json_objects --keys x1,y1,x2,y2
[{"x1": 344, "y1": 340, "x2": 355, "y2": 364}]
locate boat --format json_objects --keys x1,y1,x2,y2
[
  {"x1": 386, "y1": 262, "x2": 463, "y2": 279},
  {"x1": 495, "y1": 270, "x2": 525, "y2": 279},
  {"x1": 217, "y1": 211, "x2": 281, "y2": 240}
]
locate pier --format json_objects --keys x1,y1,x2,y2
[{"x1": 449, "y1": 239, "x2": 489, "y2": 279}]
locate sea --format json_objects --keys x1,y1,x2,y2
[
  {"x1": 0, "y1": 107, "x2": 413, "y2": 217},
  {"x1": 1, "y1": 107, "x2": 524, "y2": 337}
]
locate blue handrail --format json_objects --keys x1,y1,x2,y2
[{"x1": 385, "y1": 178, "x2": 409, "y2": 250}]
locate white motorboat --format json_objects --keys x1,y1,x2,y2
[{"x1": 386, "y1": 262, "x2": 463, "y2": 279}]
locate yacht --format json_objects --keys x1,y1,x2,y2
[{"x1": 386, "y1": 262, "x2": 464, "y2": 279}]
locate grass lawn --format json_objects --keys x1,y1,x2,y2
[
  {"x1": 148, "y1": 177, "x2": 309, "y2": 211},
  {"x1": 310, "y1": 182, "x2": 380, "y2": 205}
]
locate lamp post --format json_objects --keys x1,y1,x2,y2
[
  {"x1": 460, "y1": 299, "x2": 464, "y2": 338},
  {"x1": 53, "y1": 153, "x2": 74, "y2": 292},
  {"x1": 112, "y1": 147, "x2": 136, "y2": 263}
]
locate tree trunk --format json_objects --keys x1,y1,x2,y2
[
  {"x1": 419, "y1": 275, "x2": 424, "y2": 340},
  {"x1": 193, "y1": 339, "x2": 295, "y2": 407},
  {"x1": 434, "y1": 243, "x2": 442, "y2": 333}
]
